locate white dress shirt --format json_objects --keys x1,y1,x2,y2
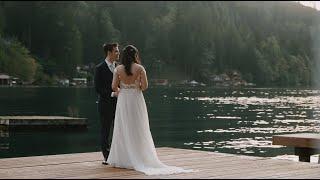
[
  {"x1": 105, "y1": 58, "x2": 116, "y2": 97},
  {"x1": 105, "y1": 58, "x2": 116, "y2": 73}
]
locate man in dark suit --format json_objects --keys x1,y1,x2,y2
[{"x1": 94, "y1": 43, "x2": 120, "y2": 165}]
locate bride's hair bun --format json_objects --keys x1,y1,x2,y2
[{"x1": 124, "y1": 45, "x2": 136, "y2": 54}]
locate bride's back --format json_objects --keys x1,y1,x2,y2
[
  {"x1": 116, "y1": 63, "x2": 142, "y2": 84},
  {"x1": 113, "y1": 63, "x2": 148, "y2": 91}
]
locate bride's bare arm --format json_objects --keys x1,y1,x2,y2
[
  {"x1": 140, "y1": 66, "x2": 148, "y2": 91},
  {"x1": 112, "y1": 68, "x2": 120, "y2": 93}
]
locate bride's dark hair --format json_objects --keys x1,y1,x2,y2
[{"x1": 120, "y1": 45, "x2": 140, "y2": 76}]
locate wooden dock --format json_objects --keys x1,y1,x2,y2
[
  {"x1": 0, "y1": 116, "x2": 87, "y2": 128},
  {"x1": 273, "y1": 133, "x2": 320, "y2": 162},
  {"x1": 0, "y1": 147, "x2": 320, "y2": 179}
]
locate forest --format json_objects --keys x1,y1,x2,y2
[{"x1": 1, "y1": 1, "x2": 320, "y2": 87}]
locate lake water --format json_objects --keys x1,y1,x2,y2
[{"x1": 0, "y1": 86, "x2": 319, "y2": 162}]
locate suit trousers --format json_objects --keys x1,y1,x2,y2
[{"x1": 98, "y1": 100, "x2": 116, "y2": 160}]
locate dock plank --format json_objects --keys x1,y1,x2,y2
[
  {"x1": 273, "y1": 133, "x2": 320, "y2": 148},
  {"x1": 0, "y1": 147, "x2": 319, "y2": 179}
]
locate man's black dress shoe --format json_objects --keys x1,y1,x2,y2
[{"x1": 102, "y1": 161, "x2": 108, "y2": 165}]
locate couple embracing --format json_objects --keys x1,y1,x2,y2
[{"x1": 94, "y1": 43, "x2": 194, "y2": 175}]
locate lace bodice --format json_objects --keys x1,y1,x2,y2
[{"x1": 120, "y1": 81, "x2": 140, "y2": 90}]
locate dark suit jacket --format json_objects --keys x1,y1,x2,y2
[{"x1": 94, "y1": 60, "x2": 117, "y2": 106}]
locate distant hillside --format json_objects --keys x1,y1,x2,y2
[{"x1": 0, "y1": 1, "x2": 319, "y2": 86}]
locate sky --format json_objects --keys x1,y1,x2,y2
[{"x1": 297, "y1": 1, "x2": 320, "y2": 11}]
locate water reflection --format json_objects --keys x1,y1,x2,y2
[
  {"x1": 0, "y1": 87, "x2": 96, "y2": 158},
  {"x1": 1, "y1": 87, "x2": 320, "y2": 161},
  {"x1": 177, "y1": 88, "x2": 320, "y2": 160}
]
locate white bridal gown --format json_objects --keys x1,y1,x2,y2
[{"x1": 107, "y1": 68, "x2": 194, "y2": 175}]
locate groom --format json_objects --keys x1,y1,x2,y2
[{"x1": 94, "y1": 43, "x2": 119, "y2": 165}]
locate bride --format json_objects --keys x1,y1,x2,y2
[{"x1": 107, "y1": 45, "x2": 193, "y2": 175}]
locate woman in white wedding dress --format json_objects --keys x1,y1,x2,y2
[{"x1": 107, "y1": 45, "x2": 194, "y2": 175}]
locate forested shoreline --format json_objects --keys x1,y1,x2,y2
[{"x1": 1, "y1": 1, "x2": 320, "y2": 87}]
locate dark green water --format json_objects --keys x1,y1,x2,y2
[{"x1": 0, "y1": 86, "x2": 319, "y2": 160}]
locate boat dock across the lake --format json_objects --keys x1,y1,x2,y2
[{"x1": 0, "y1": 116, "x2": 87, "y2": 128}]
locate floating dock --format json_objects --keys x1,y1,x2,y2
[
  {"x1": 0, "y1": 147, "x2": 319, "y2": 179},
  {"x1": 0, "y1": 116, "x2": 87, "y2": 128}
]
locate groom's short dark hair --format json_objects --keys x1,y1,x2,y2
[{"x1": 103, "y1": 43, "x2": 118, "y2": 56}]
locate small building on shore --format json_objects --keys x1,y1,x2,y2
[
  {"x1": 71, "y1": 78, "x2": 87, "y2": 86},
  {"x1": 151, "y1": 79, "x2": 169, "y2": 86},
  {"x1": 58, "y1": 79, "x2": 70, "y2": 86},
  {"x1": 0, "y1": 74, "x2": 11, "y2": 85}
]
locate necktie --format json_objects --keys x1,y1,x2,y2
[{"x1": 109, "y1": 64, "x2": 113, "y2": 73}]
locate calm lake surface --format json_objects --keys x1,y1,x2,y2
[{"x1": 0, "y1": 86, "x2": 320, "y2": 161}]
